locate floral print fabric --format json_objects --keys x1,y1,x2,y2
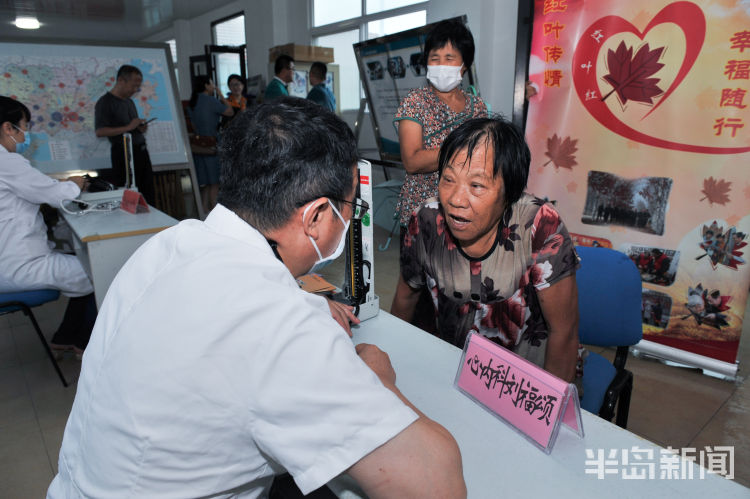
[
  {"x1": 401, "y1": 194, "x2": 580, "y2": 369},
  {"x1": 393, "y1": 85, "x2": 488, "y2": 226}
]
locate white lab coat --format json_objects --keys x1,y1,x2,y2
[
  {"x1": 49, "y1": 204, "x2": 417, "y2": 498},
  {"x1": 0, "y1": 144, "x2": 92, "y2": 296}
]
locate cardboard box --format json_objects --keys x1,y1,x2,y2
[{"x1": 269, "y1": 44, "x2": 334, "y2": 63}]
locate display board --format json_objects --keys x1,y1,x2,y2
[
  {"x1": 354, "y1": 16, "x2": 479, "y2": 161},
  {"x1": 0, "y1": 39, "x2": 190, "y2": 174},
  {"x1": 522, "y1": 0, "x2": 750, "y2": 375}
]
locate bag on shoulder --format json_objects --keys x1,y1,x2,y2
[{"x1": 189, "y1": 134, "x2": 217, "y2": 155}]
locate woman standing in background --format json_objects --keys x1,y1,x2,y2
[
  {"x1": 188, "y1": 76, "x2": 233, "y2": 213},
  {"x1": 226, "y1": 74, "x2": 247, "y2": 115},
  {"x1": 391, "y1": 19, "x2": 488, "y2": 331}
]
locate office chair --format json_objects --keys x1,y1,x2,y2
[
  {"x1": 0, "y1": 290, "x2": 68, "y2": 387},
  {"x1": 576, "y1": 246, "x2": 642, "y2": 428}
]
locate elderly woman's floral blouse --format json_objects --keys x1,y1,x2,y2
[
  {"x1": 393, "y1": 85, "x2": 488, "y2": 226},
  {"x1": 401, "y1": 194, "x2": 581, "y2": 371}
]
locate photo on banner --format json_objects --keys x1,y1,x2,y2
[{"x1": 523, "y1": 0, "x2": 750, "y2": 367}]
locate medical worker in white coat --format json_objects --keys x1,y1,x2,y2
[{"x1": 0, "y1": 96, "x2": 97, "y2": 355}]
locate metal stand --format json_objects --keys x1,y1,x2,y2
[{"x1": 123, "y1": 132, "x2": 137, "y2": 192}]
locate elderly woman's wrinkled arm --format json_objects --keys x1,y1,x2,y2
[
  {"x1": 391, "y1": 274, "x2": 422, "y2": 323},
  {"x1": 537, "y1": 274, "x2": 579, "y2": 382}
]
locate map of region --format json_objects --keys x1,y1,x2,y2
[{"x1": 0, "y1": 53, "x2": 181, "y2": 173}]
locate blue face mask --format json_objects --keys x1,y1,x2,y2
[{"x1": 11, "y1": 124, "x2": 31, "y2": 154}]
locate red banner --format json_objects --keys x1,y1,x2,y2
[{"x1": 525, "y1": 0, "x2": 750, "y2": 364}]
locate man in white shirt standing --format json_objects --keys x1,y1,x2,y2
[{"x1": 48, "y1": 97, "x2": 465, "y2": 499}]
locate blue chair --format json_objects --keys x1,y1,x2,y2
[
  {"x1": 576, "y1": 246, "x2": 642, "y2": 428},
  {"x1": 0, "y1": 290, "x2": 68, "y2": 387}
]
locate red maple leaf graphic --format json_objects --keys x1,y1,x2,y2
[
  {"x1": 700, "y1": 177, "x2": 732, "y2": 206},
  {"x1": 543, "y1": 134, "x2": 578, "y2": 170},
  {"x1": 602, "y1": 41, "x2": 665, "y2": 105}
]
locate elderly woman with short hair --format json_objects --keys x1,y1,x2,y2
[{"x1": 391, "y1": 116, "x2": 583, "y2": 383}]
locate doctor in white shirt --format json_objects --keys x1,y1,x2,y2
[
  {"x1": 0, "y1": 96, "x2": 96, "y2": 355},
  {"x1": 49, "y1": 97, "x2": 466, "y2": 499}
]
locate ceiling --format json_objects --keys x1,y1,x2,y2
[{"x1": 0, "y1": 0, "x2": 241, "y2": 41}]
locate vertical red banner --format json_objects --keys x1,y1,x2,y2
[{"x1": 525, "y1": 0, "x2": 750, "y2": 366}]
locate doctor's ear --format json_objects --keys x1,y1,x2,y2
[{"x1": 301, "y1": 197, "x2": 330, "y2": 234}]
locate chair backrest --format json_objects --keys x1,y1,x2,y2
[{"x1": 576, "y1": 246, "x2": 643, "y2": 347}]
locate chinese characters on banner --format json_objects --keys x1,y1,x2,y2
[{"x1": 525, "y1": 0, "x2": 750, "y2": 366}]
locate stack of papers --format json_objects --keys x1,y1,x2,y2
[{"x1": 297, "y1": 274, "x2": 337, "y2": 294}]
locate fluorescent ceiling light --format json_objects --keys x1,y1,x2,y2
[{"x1": 15, "y1": 16, "x2": 40, "y2": 30}]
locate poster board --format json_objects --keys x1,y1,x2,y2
[
  {"x1": 0, "y1": 37, "x2": 201, "y2": 218},
  {"x1": 353, "y1": 16, "x2": 480, "y2": 161},
  {"x1": 520, "y1": 0, "x2": 750, "y2": 376}
]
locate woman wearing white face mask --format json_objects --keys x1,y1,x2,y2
[
  {"x1": 392, "y1": 19, "x2": 488, "y2": 332},
  {"x1": 0, "y1": 96, "x2": 97, "y2": 356}
]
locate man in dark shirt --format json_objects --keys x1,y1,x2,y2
[
  {"x1": 94, "y1": 65, "x2": 155, "y2": 205},
  {"x1": 306, "y1": 61, "x2": 336, "y2": 112}
]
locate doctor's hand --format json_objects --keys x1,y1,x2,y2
[
  {"x1": 67, "y1": 176, "x2": 86, "y2": 190},
  {"x1": 356, "y1": 343, "x2": 396, "y2": 386},
  {"x1": 326, "y1": 297, "x2": 360, "y2": 337}
]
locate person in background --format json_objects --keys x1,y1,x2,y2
[
  {"x1": 391, "y1": 116, "x2": 582, "y2": 385},
  {"x1": 0, "y1": 96, "x2": 96, "y2": 358},
  {"x1": 48, "y1": 98, "x2": 465, "y2": 498},
  {"x1": 306, "y1": 61, "x2": 336, "y2": 112},
  {"x1": 188, "y1": 75, "x2": 233, "y2": 213},
  {"x1": 94, "y1": 64, "x2": 155, "y2": 205},
  {"x1": 392, "y1": 19, "x2": 488, "y2": 333},
  {"x1": 265, "y1": 54, "x2": 295, "y2": 100},
  {"x1": 226, "y1": 74, "x2": 247, "y2": 115}
]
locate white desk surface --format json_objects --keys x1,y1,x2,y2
[
  {"x1": 61, "y1": 205, "x2": 177, "y2": 242},
  {"x1": 329, "y1": 312, "x2": 749, "y2": 498},
  {"x1": 60, "y1": 205, "x2": 178, "y2": 308}
]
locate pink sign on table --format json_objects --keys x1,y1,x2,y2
[{"x1": 454, "y1": 332, "x2": 583, "y2": 454}]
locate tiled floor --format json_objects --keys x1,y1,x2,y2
[{"x1": 2, "y1": 223, "x2": 749, "y2": 496}]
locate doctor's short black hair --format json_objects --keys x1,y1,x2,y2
[
  {"x1": 218, "y1": 97, "x2": 357, "y2": 231},
  {"x1": 423, "y1": 19, "x2": 475, "y2": 70},
  {"x1": 438, "y1": 116, "x2": 530, "y2": 208},
  {"x1": 0, "y1": 96, "x2": 31, "y2": 127}
]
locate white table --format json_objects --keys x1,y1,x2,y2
[
  {"x1": 61, "y1": 205, "x2": 177, "y2": 308},
  {"x1": 329, "y1": 312, "x2": 749, "y2": 498}
]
